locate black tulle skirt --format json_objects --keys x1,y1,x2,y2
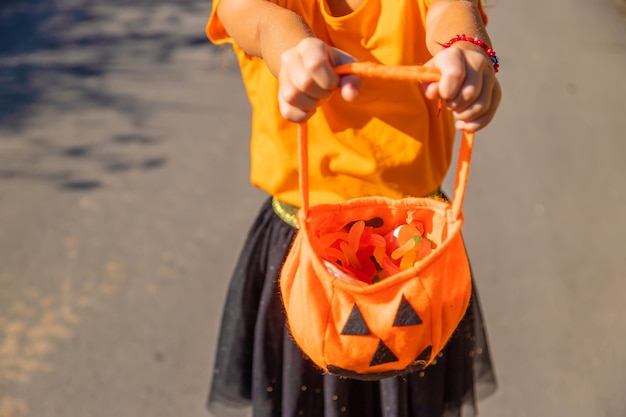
[{"x1": 208, "y1": 198, "x2": 496, "y2": 417}]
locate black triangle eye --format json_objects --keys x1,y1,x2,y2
[
  {"x1": 369, "y1": 340, "x2": 399, "y2": 366},
  {"x1": 341, "y1": 304, "x2": 370, "y2": 335},
  {"x1": 415, "y1": 345, "x2": 432, "y2": 363},
  {"x1": 410, "y1": 345, "x2": 433, "y2": 370},
  {"x1": 392, "y1": 295, "x2": 422, "y2": 327}
]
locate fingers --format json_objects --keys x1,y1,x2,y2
[
  {"x1": 454, "y1": 80, "x2": 501, "y2": 131},
  {"x1": 338, "y1": 74, "x2": 361, "y2": 102},
  {"x1": 278, "y1": 38, "x2": 360, "y2": 122},
  {"x1": 423, "y1": 48, "x2": 466, "y2": 101},
  {"x1": 278, "y1": 39, "x2": 501, "y2": 128},
  {"x1": 278, "y1": 53, "x2": 326, "y2": 121},
  {"x1": 424, "y1": 47, "x2": 501, "y2": 131},
  {"x1": 453, "y1": 72, "x2": 502, "y2": 132}
]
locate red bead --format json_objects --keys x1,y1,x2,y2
[{"x1": 440, "y1": 34, "x2": 500, "y2": 73}]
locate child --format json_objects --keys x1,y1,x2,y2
[{"x1": 206, "y1": 0, "x2": 501, "y2": 416}]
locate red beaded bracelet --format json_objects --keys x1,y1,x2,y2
[{"x1": 440, "y1": 34, "x2": 500, "y2": 73}]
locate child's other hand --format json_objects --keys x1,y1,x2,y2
[
  {"x1": 423, "y1": 47, "x2": 502, "y2": 132},
  {"x1": 278, "y1": 38, "x2": 361, "y2": 122}
]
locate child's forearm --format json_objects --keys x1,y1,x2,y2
[
  {"x1": 216, "y1": 0, "x2": 313, "y2": 76},
  {"x1": 423, "y1": 0, "x2": 501, "y2": 131},
  {"x1": 425, "y1": 0, "x2": 493, "y2": 56}
]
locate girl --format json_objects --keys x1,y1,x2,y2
[{"x1": 206, "y1": 0, "x2": 501, "y2": 416}]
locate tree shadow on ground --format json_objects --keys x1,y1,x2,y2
[
  {"x1": 0, "y1": 0, "x2": 223, "y2": 128},
  {"x1": 0, "y1": 0, "x2": 231, "y2": 190}
]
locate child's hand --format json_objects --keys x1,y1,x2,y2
[
  {"x1": 278, "y1": 38, "x2": 361, "y2": 122},
  {"x1": 423, "y1": 47, "x2": 502, "y2": 132}
]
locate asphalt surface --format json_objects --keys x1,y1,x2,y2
[{"x1": 0, "y1": 1, "x2": 625, "y2": 417}]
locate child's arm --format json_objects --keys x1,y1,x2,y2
[
  {"x1": 216, "y1": 0, "x2": 360, "y2": 122},
  {"x1": 424, "y1": 0, "x2": 502, "y2": 131},
  {"x1": 216, "y1": 0, "x2": 311, "y2": 76}
]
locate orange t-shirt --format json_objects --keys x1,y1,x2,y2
[{"x1": 207, "y1": 0, "x2": 487, "y2": 207}]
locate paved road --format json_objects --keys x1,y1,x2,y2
[{"x1": 0, "y1": 1, "x2": 624, "y2": 416}]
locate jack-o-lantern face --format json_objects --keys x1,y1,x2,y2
[
  {"x1": 324, "y1": 295, "x2": 434, "y2": 380},
  {"x1": 279, "y1": 193, "x2": 472, "y2": 381}
]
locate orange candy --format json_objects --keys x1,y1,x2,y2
[{"x1": 319, "y1": 219, "x2": 436, "y2": 284}]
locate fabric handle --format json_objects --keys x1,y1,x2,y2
[{"x1": 298, "y1": 62, "x2": 474, "y2": 221}]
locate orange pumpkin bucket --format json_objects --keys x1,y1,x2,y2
[{"x1": 279, "y1": 63, "x2": 475, "y2": 380}]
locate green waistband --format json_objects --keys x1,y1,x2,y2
[{"x1": 271, "y1": 197, "x2": 300, "y2": 229}]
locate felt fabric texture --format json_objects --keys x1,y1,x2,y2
[
  {"x1": 207, "y1": 198, "x2": 497, "y2": 417},
  {"x1": 280, "y1": 194, "x2": 472, "y2": 379},
  {"x1": 279, "y1": 111, "x2": 475, "y2": 378}
]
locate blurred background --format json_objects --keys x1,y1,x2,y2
[{"x1": 0, "y1": 0, "x2": 624, "y2": 416}]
